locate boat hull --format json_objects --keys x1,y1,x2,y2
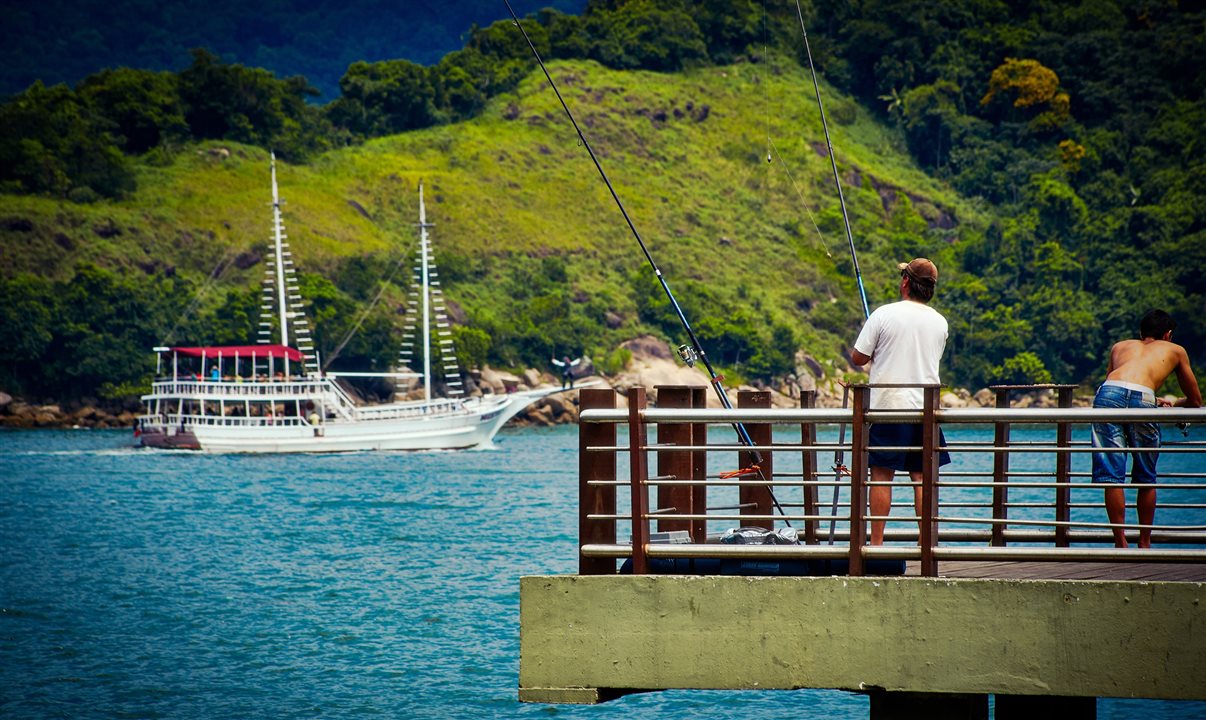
[{"x1": 137, "y1": 389, "x2": 557, "y2": 453}]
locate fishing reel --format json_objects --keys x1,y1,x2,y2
[{"x1": 677, "y1": 344, "x2": 698, "y2": 368}]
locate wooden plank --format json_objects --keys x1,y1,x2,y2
[{"x1": 925, "y1": 560, "x2": 1206, "y2": 583}]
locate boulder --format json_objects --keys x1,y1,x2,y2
[
  {"x1": 972, "y1": 388, "x2": 995, "y2": 407},
  {"x1": 542, "y1": 394, "x2": 570, "y2": 418},
  {"x1": 0, "y1": 391, "x2": 11, "y2": 410},
  {"x1": 525, "y1": 404, "x2": 555, "y2": 426},
  {"x1": 612, "y1": 336, "x2": 717, "y2": 406},
  {"x1": 795, "y1": 351, "x2": 825, "y2": 380},
  {"x1": 480, "y1": 365, "x2": 522, "y2": 395},
  {"x1": 73, "y1": 406, "x2": 101, "y2": 421},
  {"x1": 941, "y1": 391, "x2": 967, "y2": 408}
]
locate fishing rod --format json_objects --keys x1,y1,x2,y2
[
  {"x1": 791, "y1": 0, "x2": 871, "y2": 543},
  {"x1": 793, "y1": 1, "x2": 870, "y2": 322},
  {"x1": 502, "y1": 0, "x2": 792, "y2": 524}
]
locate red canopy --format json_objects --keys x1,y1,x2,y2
[{"x1": 168, "y1": 345, "x2": 305, "y2": 361}]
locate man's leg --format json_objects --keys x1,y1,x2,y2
[
  {"x1": 1104, "y1": 487, "x2": 1128, "y2": 548},
  {"x1": 909, "y1": 470, "x2": 925, "y2": 541},
  {"x1": 1137, "y1": 487, "x2": 1156, "y2": 549},
  {"x1": 869, "y1": 466, "x2": 895, "y2": 545},
  {"x1": 1091, "y1": 415, "x2": 1129, "y2": 548},
  {"x1": 1130, "y1": 421, "x2": 1161, "y2": 550}
]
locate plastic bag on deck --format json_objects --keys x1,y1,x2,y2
[{"x1": 719, "y1": 526, "x2": 799, "y2": 545}]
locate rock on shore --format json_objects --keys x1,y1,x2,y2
[
  {"x1": 0, "y1": 395, "x2": 138, "y2": 429},
  {"x1": 0, "y1": 337, "x2": 1082, "y2": 430}
]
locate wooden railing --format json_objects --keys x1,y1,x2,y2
[{"x1": 577, "y1": 385, "x2": 1206, "y2": 577}]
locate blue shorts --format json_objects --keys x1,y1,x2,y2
[
  {"x1": 868, "y1": 423, "x2": 951, "y2": 472},
  {"x1": 1091, "y1": 383, "x2": 1160, "y2": 484}
]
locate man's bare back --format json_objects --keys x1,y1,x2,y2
[{"x1": 1106, "y1": 338, "x2": 1202, "y2": 407}]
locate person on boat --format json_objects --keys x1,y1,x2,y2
[
  {"x1": 210, "y1": 366, "x2": 220, "y2": 382},
  {"x1": 551, "y1": 355, "x2": 582, "y2": 389},
  {"x1": 850, "y1": 258, "x2": 951, "y2": 546},
  {"x1": 1092, "y1": 309, "x2": 1201, "y2": 549}
]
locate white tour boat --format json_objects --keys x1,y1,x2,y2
[{"x1": 137, "y1": 158, "x2": 563, "y2": 452}]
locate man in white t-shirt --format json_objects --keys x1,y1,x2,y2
[{"x1": 851, "y1": 258, "x2": 951, "y2": 545}]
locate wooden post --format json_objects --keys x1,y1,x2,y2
[
  {"x1": 738, "y1": 390, "x2": 774, "y2": 531},
  {"x1": 1055, "y1": 385, "x2": 1074, "y2": 547},
  {"x1": 800, "y1": 390, "x2": 819, "y2": 544},
  {"x1": 579, "y1": 388, "x2": 617, "y2": 575},
  {"x1": 992, "y1": 387, "x2": 1011, "y2": 547},
  {"x1": 920, "y1": 385, "x2": 939, "y2": 578},
  {"x1": 690, "y1": 387, "x2": 708, "y2": 543},
  {"x1": 655, "y1": 386, "x2": 698, "y2": 535},
  {"x1": 628, "y1": 387, "x2": 650, "y2": 574},
  {"x1": 849, "y1": 385, "x2": 869, "y2": 576}
]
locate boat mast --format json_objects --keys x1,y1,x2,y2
[
  {"x1": 270, "y1": 152, "x2": 291, "y2": 375},
  {"x1": 419, "y1": 183, "x2": 432, "y2": 403}
]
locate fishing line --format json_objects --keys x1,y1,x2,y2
[
  {"x1": 324, "y1": 250, "x2": 409, "y2": 368},
  {"x1": 790, "y1": 0, "x2": 872, "y2": 544},
  {"x1": 161, "y1": 242, "x2": 242, "y2": 345},
  {"x1": 793, "y1": 0, "x2": 869, "y2": 320},
  {"x1": 763, "y1": 5, "x2": 773, "y2": 165},
  {"x1": 502, "y1": 0, "x2": 792, "y2": 525},
  {"x1": 767, "y1": 138, "x2": 834, "y2": 260}
]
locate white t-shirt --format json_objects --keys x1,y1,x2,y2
[{"x1": 853, "y1": 300, "x2": 948, "y2": 409}]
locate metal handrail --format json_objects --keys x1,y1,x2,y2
[{"x1": 577, "y1": 385, "x2": 1206, "y2": 578}]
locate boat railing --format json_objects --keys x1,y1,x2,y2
[
  {"x1": 576, "y1": 384, "x2": 1206, "y2": 577},
  {"x1": 143, "y1": 412, "x2": 309, "y2": 428},
  {"x1": 351, "y1": 397, "x2": 466, "y2": 421},
  {"x1": 149, "y1": 378, "x2": 332, "y2": 398}
]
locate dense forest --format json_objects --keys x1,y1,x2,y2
[
  {"x1": 0, "y1": 0, "x2": 1203, "y2": 406},
  {"x1": 0, "y1": 0, "x2": 587, "y2": 100}
]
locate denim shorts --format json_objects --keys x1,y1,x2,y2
[
  {"x1": 1091, "y1": 383, "x2": 1160, "y2": 484},
  {"x1": 868, "y1": 423, "x2": 951, "y2": 472}
]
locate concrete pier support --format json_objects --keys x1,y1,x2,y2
[
  {"x1": 870, "y1": 691, "x2": 987, "y2": 720},
  {"x1": 519, "y1": 575, "x2": 1205, "y2": 706},
  {"x1": 994, "y1": 694, "x2": 1096, "y2": 719}
]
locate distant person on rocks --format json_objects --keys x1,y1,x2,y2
[
  {"x1": 1093, "y1": 309, "x2": 1201, "y2": 549},
  {"x1": 850, "y1": 258, "x2": 951, "y2": 546},
  {"x1": 550, "y1": 355, "x2": 581, "y2": 389}
]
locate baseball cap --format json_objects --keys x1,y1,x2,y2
[{"x1": 898, "y1": 258, "x2": 938, "y2": 283}]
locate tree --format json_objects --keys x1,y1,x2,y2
[
  {"x1": 328, "y1": 60, "x2": 438, "y2": 136},
  {"x1": 76, "y1": 68, "x2": 188, "y2": 154},
  {"x1": 177, "y1": 49, "x2": 329, "y2": 160},
  {"x1": 0, "y1": 81, "x2": 134, "y2": 198},
  {"x1": 980, "y1": 58, "x2": 1071, "y2": 131},
  {"x1": 901, "y1": 80, "x2": 964, "y2": 170}
]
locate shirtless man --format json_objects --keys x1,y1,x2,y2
[{"x1": 1092, "y1": 309, "x2": 1201, "y2": 548}]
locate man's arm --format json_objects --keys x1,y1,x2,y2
[
  {"x1": 851, "y1": 310, "x2": 879, "y2": 367},
  {"x1": 1174, "y1": 347, "x2": 1202, "y2": 407}
]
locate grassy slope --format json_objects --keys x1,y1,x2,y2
[{"x1": 0, "y1": 56, "x2": 984, "y2": 374}]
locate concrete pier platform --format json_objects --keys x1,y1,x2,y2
[{"x1": 519, "y1": 574, "x2": 1205, "y2": 713}]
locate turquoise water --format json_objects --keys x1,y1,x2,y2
[{"x1": 2, "y1": 425, "x2": 1204, "y2": 719}]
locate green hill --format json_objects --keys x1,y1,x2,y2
[{"x1": 1, "y1": 56, "x2": 986, "y2": 402}]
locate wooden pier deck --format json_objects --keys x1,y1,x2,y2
[{"x1": 912, "y1": 560, "x2": 1206, "y2": 582}]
